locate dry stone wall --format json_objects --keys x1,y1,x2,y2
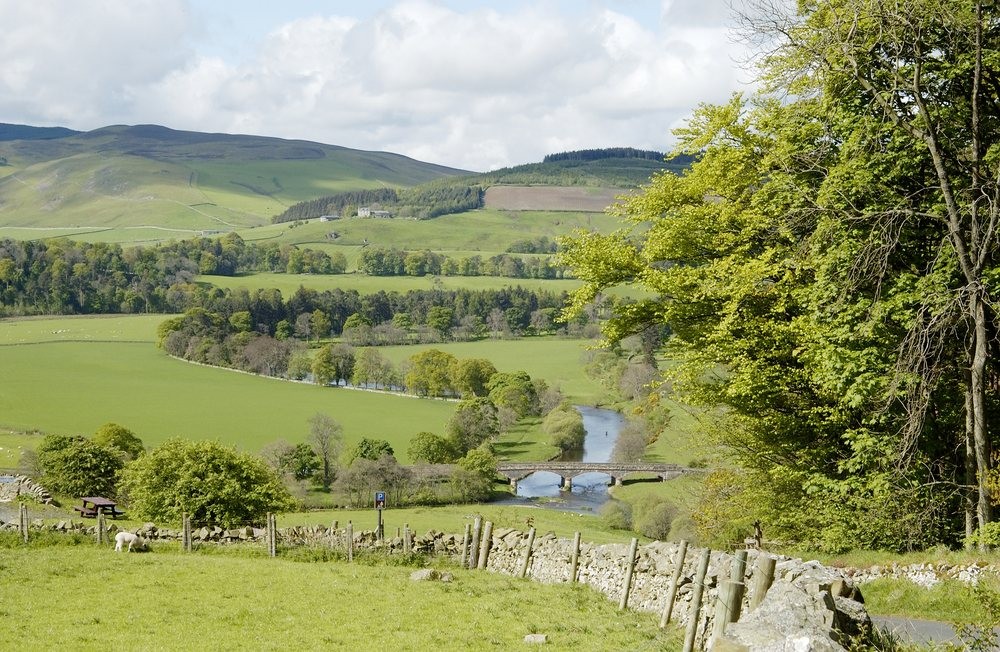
[{"x1": 0, "y1": 475, "x2": 52, "y2": 504}]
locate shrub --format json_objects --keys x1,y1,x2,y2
[
  {"x1": 600, "y1": 500, "x2": 633, "y2": 530},
  {"x1": 635, "y1": 501, "x2": 677, "y2": 540},
  {"x1": 118, "y1": 439, "x2": 294, "y2": 527},
  {"x1": 38, "y1": 435, "x2": 124, "y2": 497},
  {"x1": 542, "y1": 406, "x2": 585, "y2": 452}
]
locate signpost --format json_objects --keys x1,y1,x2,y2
[{"x1": 374, "y1": 491, "x2": 386, "y2": 540}]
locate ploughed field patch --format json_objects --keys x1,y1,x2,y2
[{"x1": 484, "y1": 185, "x2": 626, "y2": 212}]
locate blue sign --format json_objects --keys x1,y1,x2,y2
[{"x1": 374, "y1": 491, "x2": 386, "y2": 509}]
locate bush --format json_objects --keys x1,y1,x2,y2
[
  {"x1": 38, "y1": 435, "x2": 124, "y2": 497},
  {"x1": 635, "y1": 501, "x2": 677, "y2": 540},
  {"x1": 600, "y1": 500, "x2": 633, "y2": 530},
  {"x1": 542, "y1": 406, "x2": 585, "y2": 452},
  {"x1": 118, "y1": 439, "x2": 294, "y2": 527}
]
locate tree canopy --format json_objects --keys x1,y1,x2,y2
[
  {"x1": 118, "y1": 439, "x2": 294, "y2": 527},
  {"x1": 562, "y1": 0, "x2": 1000, "y2": 551}
]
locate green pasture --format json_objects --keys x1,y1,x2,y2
[
  {"x1": 237, "y1": 208, "x2": 620, "y2": 253},
  {"x1": 201, "y1": 272, "x2": 582, "y2": 295},
  {"x1": 0, "y1": 316, "x2": 454, "y2": 458},
  {"x1": 0, "y1": 430, "x2": 37, "y2": 469},
  {"x1": 0, "y1": 543, "x2": 676, "y2": 650},
  {"x1": 0, "y1": 314, "x2": 166, "y2": 344},
  {"x1": 378, "y1": 338, "x2": 608, "y2": 405}
]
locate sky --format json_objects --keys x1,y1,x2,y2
[{"x1": 0, "y1": 0, "x2": 758, "y2": 171}]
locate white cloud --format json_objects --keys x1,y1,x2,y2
[
  {"x1": 0, "y1": 0, "x2": 194, "y2": 126},
  {"x1": 0, "y1": 0, "x2": 753, "y2": 170}
]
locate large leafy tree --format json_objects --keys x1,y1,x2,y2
[
  {"x1": 562, "y1": 1, "x2": 1000, "y2": 551},
  {"x1": 38, "y1": 434, "x2": 124, "y2": 497},
  {"x1": 406, "y1": 349, "x2": 458, "y2": 397},
  {"x1": 119, "y1": 439, "x2": 294, "y2": 527},
  {"x1": 446, "y1": 397, "x2": 501, "y2": 455}
]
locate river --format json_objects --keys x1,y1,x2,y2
[{"x1": 496, "y1": 405, "x2": 625, "y2": 513}]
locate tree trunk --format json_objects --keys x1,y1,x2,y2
[
  {"x1": 970, "y1": 290, "x2": 993, "y2": 548},
  {"x1": 965, "y1": 384, "x2": 977, "y2": 548}
]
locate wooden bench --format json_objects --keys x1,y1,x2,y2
[{"x1": 74, "y1": 497, "x2": 124, "y2": 519}]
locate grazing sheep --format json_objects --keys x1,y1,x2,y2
[{"x1": 114, "y1": 531, "x2": 145, "y2": 552}]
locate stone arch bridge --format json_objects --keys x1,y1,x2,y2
[{"x1": 495, "y1": 462, "x2": 693, "y2": 491}]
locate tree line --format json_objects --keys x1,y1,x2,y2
[
  {"x1": 0, "y1": 235, "x2": 347, "y2": 316},
  {"x1": 356, "y1": 247, "x2": 566, "y2": 279},
  {"x1": 23, "y1": 413, "x2": 509, "y2": 525},
  {"x1": 542, "y1": 147, "x2": 667, "y2": 163}
]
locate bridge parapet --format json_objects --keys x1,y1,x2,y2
[{"x1": 495, "y1": 462, "x2": 695, "y2": 487}]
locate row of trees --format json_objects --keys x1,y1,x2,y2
[
  {"x1": 26, "y1": 413, "x2": 506, "y2": 525},
  {"x1": 0, "y1": 234, "x2": 348, "y2": 315},
  {"x1": 357, "y1": 247, "x2": 567, "y2": 280},
  {"x1": 272, "y1": 183, "x2": 483, "y2": 223},
  {"x1": 562, "y1": 0, "x2": 1000, "y2": 552},
  {"x1": 543, "y1": 148, "x2": 666, "y2": 163},
  {"x1": 158, "y1": 284, "x2": 581, "y2": 346}
]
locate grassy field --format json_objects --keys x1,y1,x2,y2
[
  {"x1": 0, "y1": 316, "x2": 614, "y2": 466},
  {"x1": 378, "y1": 338, "x2": 607, "y2": 405},
  {"x1": 0, "y1": 315, "x2": 454, "y2": 458},
  {"x1": 0, "y1": 541, "x2": 678, "y2": 650},
  {"x1": 237, "y1": 208, "x2": 620, "y2": 253}
]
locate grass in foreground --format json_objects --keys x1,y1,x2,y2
[{"x1": 0, "y1": 542, "x2": 680, "y2": 650}]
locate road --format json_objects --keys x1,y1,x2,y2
[{"x1": 874, "y1": 615, "x2": 998, "y2": 650}]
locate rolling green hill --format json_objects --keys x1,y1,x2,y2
[{"x1": 0, "y1": 124, "x2": 467, "y2": 236}]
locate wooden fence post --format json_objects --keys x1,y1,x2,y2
[
  {"x1": 518, "y1": 527, "x2": 536, "y2": 579},
  {"x1": 346, "y1": 521, "x2": 354, "y2": 562},
  {"x1": 618, "y1": 537, "x2": 639, "y2": 610},
  {"x1": 19, "y1": 503, "x2": 28, "y2": 543},
  {"x1": 182, "y1": 513, "x2": 192, "y2": 552},
  {"x1": 469, "y1": 516, "x2": 482, "y2": 569},
  {"x1": 659, "y1": 539, "x2": 688, "y2": 627},
  {"x1": 711, "y1": 579, "x2": 739, "y2": 643},
  {"x1": 477, "y1": 521, "x2": 493, "y2": 570},
  {"x1": 403, "y1": 523, "x2": 411, "y2": 554},
  {"x1": 569, "y1": 531, "x2": 581, "y2": 583},
  {"x1": 726, "y1": 549, "x2": 748, "y2": 624},
  {"x1": 682, "y1": 548, "x2": 711, "y2": 652},
  {"x1": 748, "y1": 554, "x2": 776, "y2": 611},
  {"x1": 266, "y1": 512, "x2": 277, "y2": 557},
  {"x1": 97, "y1": 509, "x2": 106, "y2": 545},
  {"x1": 461, "y1": 523, "x2": 471, "y2": 566}
]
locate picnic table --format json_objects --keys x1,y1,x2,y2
[{"x1": 73, "y1": 496, "x2": 124, "y2": 519}]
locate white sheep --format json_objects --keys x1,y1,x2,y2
[{"x1": 114, "y1": 531, "x2": 145, "y2": 552}]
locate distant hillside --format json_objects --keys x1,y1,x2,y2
[
  {"x1": 273, "y1": 147, "x2": 689, "y2": 221},
  {"x1": 0, "y1": 124, "x2": 81, "y2": 141},
  {"x1": 0, "y1": 123, "x2": 467, "y2": 234}
]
